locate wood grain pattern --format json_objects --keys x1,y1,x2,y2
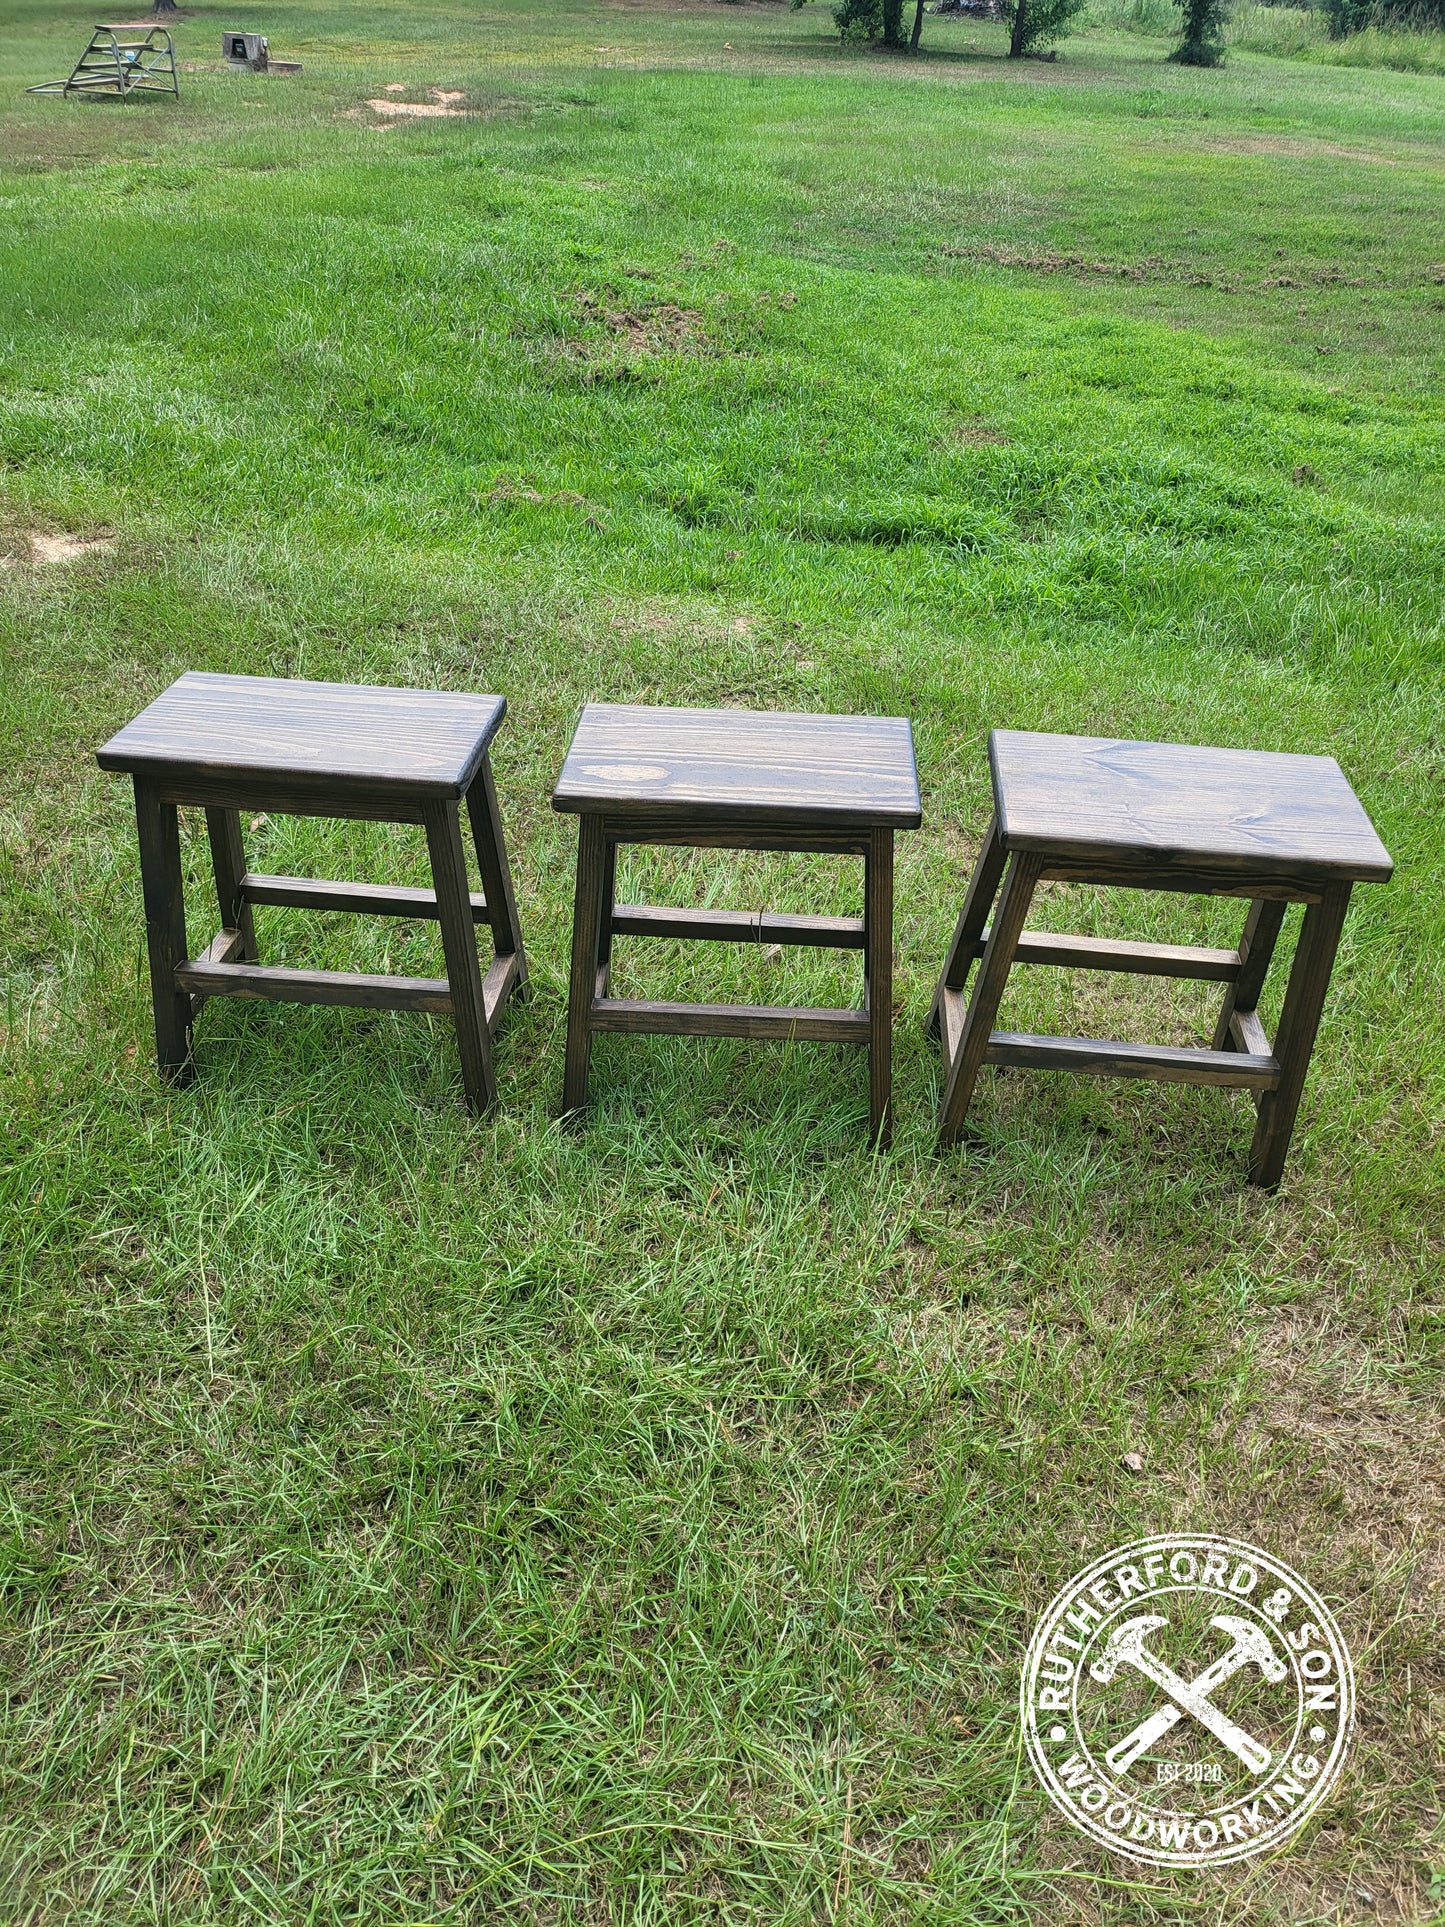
[
  {"x1": 562, "y1": 813, "x2": 608, "y2": 1115},
  {"x1": 983, "y1": 1033, "x2": 1280, "y2": 1090},
  {"x1": 963, "y1": 930, "x2": 1242, "y2": 981},
  {"x1": 610, "y1": 905, "x2": 866, "y2": 949},
  {"x1": 991, "y1": 730, "x2": 1393, "y2": 882},
  {"x1": 240, "y1": 873, "x2": 488, "y2": 922},
  {"x1": 590, "y1": 998, "x2": 869, "y2": 1043},
  {"x1": 175, "y1": 960, "x2": 453, "y2": 1012},
  {"x1": 937, "y1": 851, "x2": 1043, "y2": 1146},
  {"x1": 932, "y1": 814, "x2": 1005, "y2": 1016},
  {"x1": 1248, "y1": 881, "x2": 1352, "y2": 1188},
  {"x1": 553, "y1": 704, "x2": 921, "y2": 830},
  {"x1": 98, "y1": 672, "x2": 507, "y2": 802},
  {"x1": 205, "y1": 809, "x2": 256, "y2": 960},
  {"x1": 467, "y1": 754, "x2": 529, "y2": 995},
  {"x1": 424, "y1": 798, "x2": 496, "y2": 1113},
  {"x1": 134, "y1": 780, "x2": 193, "y2": 1079}
]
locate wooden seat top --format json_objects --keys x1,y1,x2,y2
[
  {"x1": 97, "y1": 672, "x2": 507, "y2": 798},
  {"x1": 552, "y1": 704, "x2": 921, "y2": 830},
  {"x1": 990, "y1": 730, "x2": 1393, "y2": 882}
]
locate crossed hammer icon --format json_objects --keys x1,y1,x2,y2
[{"x1": 1089, "y1": 1612, "x2": 1288, "y2": 1777}]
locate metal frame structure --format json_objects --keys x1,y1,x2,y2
[{"x1": 27, "y1": 25, "x2": 179, "y2": 99}]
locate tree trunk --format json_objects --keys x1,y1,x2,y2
[
  {"x1": 883, "y1": 0, "x2": 905, "y2": 44},
  {"x1": 1009, "y1": 0, "x2": 1029, "y2": 53},
  {"x1": 910, "y1": 0, "x2": 927, "y2": 48}
]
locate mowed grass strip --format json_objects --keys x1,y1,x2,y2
[{"x1": 0, "y1": 0, "x2": 1442, "y2": 1920}]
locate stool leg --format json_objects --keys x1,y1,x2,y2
[
  {"x1": 938, "y1": 851, "x2": 1041, "y2": 1149},
  {"x1": 424, "y1": 799, "x2": 496, "y2": 1115},
  {"x1": 1212, "y1": 898, "x2": 1286, "y2": 1051},
  {"x1": 928, "y1": 814, "x2": 1005, "y2": 1038},
  {"x1": 596, "y1": 837, "x2": 617, "y2": 999},
  {"x1": 465, "y1": 753, "x2": 528, "y2": 1000},
  {"x1": 205, "y1": 808, "x2": 256, "y2": 962},
  {"x1": 1247, "y1": 882, "x2": 1351, "y2": 1190},
  {"x1": 133, "y1": 779, "x2": 193, "y2": 1082},
  {"x1": 865, "y1": 828, "x2": 894, "y2": 1148},
  {"x1": 562, "y1": 814, "x2": 608, "y2": 1118}
]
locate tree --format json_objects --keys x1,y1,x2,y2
[
  {"x1": 1171, "y1": 0, "x2": 1230, "y2": 64},
  {"x1": 997, "y1": 0, "x2": 1086, "y2": 56}
]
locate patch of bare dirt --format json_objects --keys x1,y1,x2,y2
[
  {"x1": 574, "y1": 292, "x2": 708, "y2": 354},
  {"x1": 3, "y1": 530, "x2": 115, "y2": 567},
  {"x1": 943, "y1": 242, "x2": 1167, "y2": 282},
  {"x1": 1204, "y1": 134, "x2": 1399, "y2": 165},
  {"x1": 948, "y1": 416, "x2": 1010, "y2": 446},
  {"x1": 482, "y1": 477, "x2": 607, "y2": 526},
  {"x1": 365, "y1": 89, "x2": 470, "y2": 119}
]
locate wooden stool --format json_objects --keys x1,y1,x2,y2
[
  {"x1": 97, "y1": 672, "x2": 528, "y2": 1111},
  {"x1": 930, "y1": 731, "x2": 1392, "y2": 1186},
  {"x1": 553, "y1": 704, "x2": 920, "y2": 1142}
]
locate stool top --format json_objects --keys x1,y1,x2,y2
[
  {"x1": 552, "y1": 704, "x2": 921, "y2": 830},
  {"x1": 990, "y1": 730, "x2": 1392, "y2": 882},
  {"x1": 97, "y1": 672, "x2": 507, "y2": 800}
]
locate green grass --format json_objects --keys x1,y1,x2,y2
[{"x1": 2, "y1": 0, "x2": 1443, "y2": 1920}]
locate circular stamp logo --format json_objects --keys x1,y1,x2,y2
[{"x1": 1021, "y1": 1535, "x2": 1353, "y2": 1867}]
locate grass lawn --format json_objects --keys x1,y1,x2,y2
[{"x1": 2, "y1": 0, "x2": 1443, "y2": 1918}]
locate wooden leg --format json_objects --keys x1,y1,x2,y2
[
  {"x1": 465, "y1": 753, "x2": 528, "y2": 999},
  {"x1": 865, "y1": 828, "x2": 895, "y2": 1148},
  {"x1": 562, "y1": 814, "x2": 608, "y2": 1118},
  {"x1": 596, "y1": 837, "x2": 618, "y2": 999},
  {"x1": 133, "y1": 779, "x2": 194, "y2": 1082},
  {"x1": 424, "y1": 799, "x2": 496, "y2": 1114},
  {"x1": 928, "y1": 814, "x2": 1005, "y2": 1037},
  {"x1": 1212, "y1": 898, "x2": 1286, "y2": 1051},
  {"x1": 1247, "y1": 882, "x2": 1351, "y2": 1190},
  {"x1": 204, "y1": 808, "x2": 256, "y2": 962},
  {"x1": 937, "y1": 851, "x2": 1042, "y2": 1149}
]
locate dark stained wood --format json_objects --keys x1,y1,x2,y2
[
  {"x1": 590, "y1": 998, "x2": 869, "y2": 1043},
  {"x1": 103, "y1": 676, "x2": 525, "y2": 1103},
  {"x1": 938, "y1": 851, "x2": 1043, "y2": 1147},
  {"x1": 466, "y1": 754, "x2": 529, "y2": 995},
  {"x1": 556, "y1": 706, "x2": 915, "y2": 1130},
  {"x1": 1212, "y1": 898, "x2": 1287, "y2": 1050},
  {"x1": 1230, "y1": 1008, "x2": 1271, "y2": 1058},
  {"x1": 133, "y1": 780, "x2": 193, "y2": 1080},
  {"x1": 1041, "y1": 858, "x2": 1323, "y2": 903},
  {"x1": 932, "y1": 731, "x2": 1385, "y2": 1184},
  {"x1": 1248, "y1": 881, "x2": 1353, "y2": 1188},
  {"x1": 563, "y1": 813, "x2": 608, "y2": 1116},
  {"x1": 610, "y1": 905, "x2": 866, "y2": 949},
  {"x1": 991, "y1": 730, "x2": 1393, "y2": 883},
  {"x1": 205, "y1": 808, "x2": 256, "y2": 960},
  {"x1": 423, "y1": 798, "x2": 496, "y2": 1113},
  {"x1": 930, "y1": 814, "x2": 1005, "y2": 1038},
  {"x1": 598, "y1": 814, "x2": 872, "y2": 857},
  {"x1": 175, "y1": 960, "x2": 453, "y2": 1012},
  {"x1": 240, "y1": 872, "x2": 488, "y2": 922},
  {"x1": 187, "y1": 924, "x2": 248, "y2": 1014},
  {"x1": 98, "y1": 672, "x2": 507, "y2": 804},
  {"x1": 983, "y1": 1032, "x2": 1280, "y2": 1091},
  {"x1": 961, "y1": 930, "x2": 1242, "y2": 982},
  {"x1": 483, "y1": 952, "x2": 521, "y2": 1031},
  {"x1": 866, "y1": 827, "x2": 894, "y2": 1145},
  {"x1": 596, "y1": 837, "x2": 618, "y2": 999},
  {"x1": 553, "y1": 704, "x2": 921, "y2": 832}
]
